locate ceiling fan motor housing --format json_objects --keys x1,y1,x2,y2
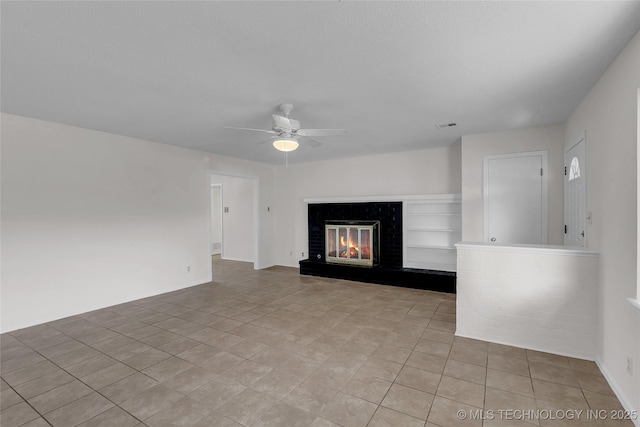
[{"x1": 278, "y1": 103, "x2": 295, "y2": 117}]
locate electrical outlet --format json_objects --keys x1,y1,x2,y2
[
  {"x1": 301, "y1": 251, "x2": 305, "y2": 258},
  {"x1": 187, "y1": 266, "x2": 191, "y2": 272},
  {"x1": 627, "y1": 355, "x2": 633, "y2": 375},
  {"x1": 289, "y1": 251, "x2": 293, "y2": 256}
]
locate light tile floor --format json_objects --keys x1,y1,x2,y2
[{"x1": 1, "y1": 257, "x2": 634, "y2": 427}]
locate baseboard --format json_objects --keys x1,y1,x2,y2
[
  {"x1": 454, "y1": 330, "x2": 595, "y2": 361},
  {"x1": 255, "y1": 262, "x2": 276, "y2": 270},
  {"x1": 220, "y1": 256, "x2": 253, "y2": 263},
  {"x1": 595, "y1": 357, "x2": 640, "y2": 427}
]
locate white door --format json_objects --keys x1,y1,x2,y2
[
  {"x1": 484, "y1": 151, "x2": 548, "y2": 244},
  {"x1": 564, "y1": 134, "x2": 586, "y2": 247},
  {"x1": 218, "y1": 176, "x2": 255, "y2": 263},
  {"x1": 211, "y1": 185, "x2": 222, "y2": 255}
]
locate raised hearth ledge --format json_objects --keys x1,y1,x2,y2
[
  {"x1": 455, "y1": 241, "x2": 599, "y2": 257},
  {"x1": 303, "y1": 194, "x2": 460, "y2": 204},
  {"x1": 299, "y1": 260, "x2": 456, "y2": 293}
]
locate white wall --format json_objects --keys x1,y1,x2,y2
[
  {"x1": 457, "y1": 243, "x2": 598, "y2": 360},
  {"x1": 564, "y1": 31, "x2": 640, "y2": 418},
  {"x1": 461, "y1": 124, "x2": 565, "y2": 244},
  {"x1": 1, "y1": 113, "x2": 275, "y2": 332},
  {"x1": 273, "y1": 145, "x2": 462, "y2": 267},
  {"x1": 211, "y1": 174, "x2": 255, "y2": 263}
]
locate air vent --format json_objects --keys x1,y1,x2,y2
[{"x1": 435, "y1": 122, "x2": 457, "y2": 130}]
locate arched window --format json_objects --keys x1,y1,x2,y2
[{"x1": 569, "y1": 156, "x2": 580, "y2": 181}]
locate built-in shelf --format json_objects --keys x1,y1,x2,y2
[
  {"x1": 403, "y1": 194, "x2": 461, "y2": 273},
  {"x1": 406, "y1": 244, "x2": 456, "y2": 251},
  {"x1": 406, "y1": 228, "x2": 461, "y2": 232},
  {"x1": 407, "y1": 213, "x2": 461, "y2": 216},
  {"x1": 405, "y1": 260, "x2": 457, "y2": 272}
]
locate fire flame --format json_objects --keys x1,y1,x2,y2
[
  {"x1": 340, "y1": 235, "x2": 359, "y2": 251},
  {"x1": 339, "y1": 234, "x2": 359, "y2": 258}
]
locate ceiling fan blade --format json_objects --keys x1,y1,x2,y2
[
  {"x1": 272, "y1": 114, "x2": 294, "y2": 131},
  {"x1": 301, "y1": 136, "x2": 322, "y2": 148},
  {"x1": 257, "y1": 137, "x2": 276, "y2": 145},
  {"x1": 289, "y1": 119, "x2": 301, "y2": 130},
  {"x1": 296, "y1": 129, "x2": 348, "y2": 137},
  {"x1": 224, "y1": 126, "x2": 277, "y2": 134}
]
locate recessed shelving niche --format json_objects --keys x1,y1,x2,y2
[{"x1": 403, "y1": 194, "x2": 461, "y2": 272}]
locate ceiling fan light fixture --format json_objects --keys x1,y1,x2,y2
[{"x1": 272, "y1": 138, "x2": 299, "y2": 152}]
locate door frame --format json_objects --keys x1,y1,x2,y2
[
  {"x1": 209, "y1": 172, "x2": 261, "y2": 270},
  {"x1": 210, "y1": 183, "x2": 223, "y2": 256},
  {"x1": 564, "y1": 131, "x2": 587, "y2": 247},
  {"x1": 483, "y1": 150, "x2": 549, "y2": 244}
]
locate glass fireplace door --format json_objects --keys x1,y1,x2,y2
[{"x1": 325, "y1": 223, "x2": 377, "y2": 267}]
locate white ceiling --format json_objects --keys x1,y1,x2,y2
[{"x1": 2, "y1": 1, "x2": 639, "y2": 165}]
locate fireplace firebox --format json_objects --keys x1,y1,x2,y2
[{"x1": 325, "y1": 221, "x2": 379, "y2": 267}]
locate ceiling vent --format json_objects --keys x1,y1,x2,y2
[{"x1": 435, "y1": 122, "x2": 457, "y2": 130}]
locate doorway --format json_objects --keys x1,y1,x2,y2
[
  {"x1": 564, "y1": 133, "x2": 586, "y2": 247},
  {"x1": 484, "y1": 151, "x2": 548, "y2": 244},
  {"x1": 210, "y1": 184, "x2": 222, "y2": 255},
  {"x1": 210, "y1": 174, "x2": 257, "y2": 264}
]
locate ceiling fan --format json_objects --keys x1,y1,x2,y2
[{"x1": 225, "y1": 103, "x2": 348, "y2": 152}]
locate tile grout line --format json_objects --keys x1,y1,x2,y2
[
  {"x1": 4, "y1": 334, "x2": 148, "y2": 426},
  {"x1": 2, "y1": 381, "x2": 54, "y2": 427}
]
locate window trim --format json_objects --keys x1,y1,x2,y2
[{"x1": 633, "y1": 87, "x2": 640, "y2": 312}]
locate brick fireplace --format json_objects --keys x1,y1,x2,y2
[
  {"x1": 307, "y1": 202, "x2": 402, "y2": 268},
  {"x1": 300, "y1": 201, "x2": 455, "y2": 293}
]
